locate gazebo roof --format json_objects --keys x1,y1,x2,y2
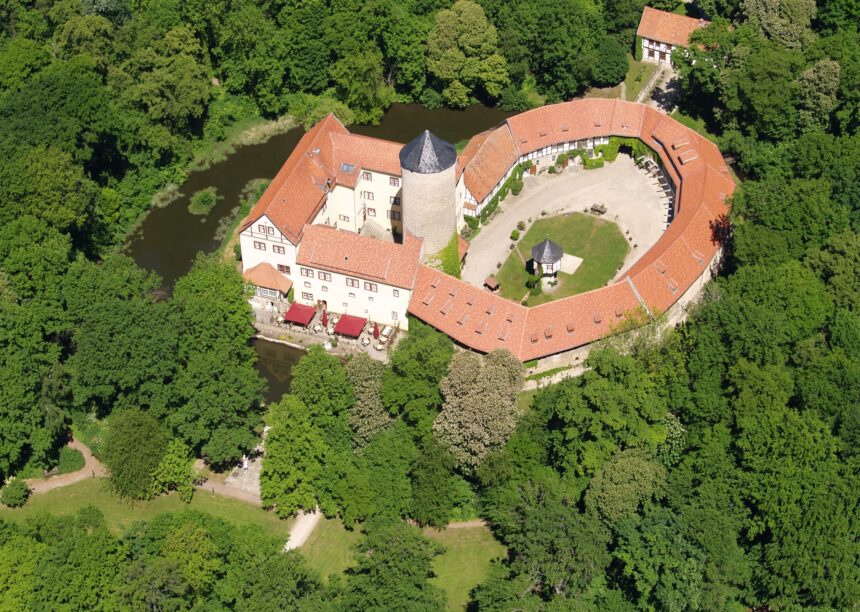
[{"x1": 531, "y1": 239, "x2": 563, "y2": 264}]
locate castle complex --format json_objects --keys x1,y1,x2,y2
[{"x1": 240, "y1": 97, "x2": 734, "y2": 362}]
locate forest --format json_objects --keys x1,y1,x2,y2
[{"x1": 1, "y1": 0, "x2": 859, "y2": 609}]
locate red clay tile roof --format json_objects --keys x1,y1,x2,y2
[
  {"x1": 636, "y1": 7, "x2": 708, "y2": 48},
  {"x1": 462, "y1": 124, "x2": 519, "y2": 204},
  {"x1": 297, "y1": 224, "x2": 422, "y2": 289},
  {"x1": 241, "y1": 115, "x2": 402, "y2": 243},
  {"x1": 457, "y1": 235, "x2": 470, "y2": 261},
  {"x1": 410, "y1": 98, "x2": 734, "y2": 360},
  {"x1": 243, "y1": 263, "x2": 293, "y2": 294}
]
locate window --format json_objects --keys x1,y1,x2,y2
[
  {"x1": 340, "y1": 162, "x2": 355, "y2": 174},
  {"x1": 390, "y1": 196, "x2": 401, "y2": 206},
  {"x1": 302, "y1": 292, "x2": 313, "y2": 300},
  {"x1": 364, "y1": 282, "x2": 378, "y2": 292},
  {"x1": 322, "y1": 286, "x2": 328, "y2": 292},
  {"x1": 392, "y1": 311, "x2": 398, "y2": 320},
  {"x1": 256, "y1": 286, "x2": 279, "y2": 299},
  {"x1": 277, "y1": 264, "x2": 290, "y2": 274},
  {"x1": 346, "y1": 277, "x2": 359, "y2": 288},
  {"x1": 273, "y1": 245, "x2": 285, "y2": 254},
  {"x1": 339, "y1": 214, "x2": 350, "y2": 222},
  {"x1": 318, "y1": 271, "x2": 332, "y2": 281},
  {"x1": 393, "y1": 289, "x2": 400, "y2": 297},
  {"x1": 367, "y1": 208, "x2": 376, "y2": 217},
  {"x1": 361, "y1": 191, "x2": 375, "y2": 201},
  {"x1": 362, "y1": 171, "x2": 372, "y2": 181},
  {"x1": 390, "y1": 177, "x2": 400, "y2": 187},
  {"x1": 257, "y1": 224, "x2": 266, "y2": 234},
  {"x1": 387, "y1": 210, "x2": 401, "y2": 220},
  {"x1": 303, "y1": 281, "x2": 311, "y2": 288},
  {"x1": 267, "y1": 226, "x2": 275, "y2": 235},
  {"x1": 253, "y1": 241, "x2": 266, "y2": 250},
  {"x1": 301, "y1": 268, "x2": 314, "y2": 277},
  {"x1": 348, "y1": 292, "x2": 355, "y2": 298},
  {"x1": 369, "y1": 296, "x2": 374, "y2": 302}
]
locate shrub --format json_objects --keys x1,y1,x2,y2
[
  {"x1": 464, "y1": 215, "x2": 479, "y2": 230},
  {"x1": 103, "y1": 409, "x2": 170, "y2": 500},
  {"x1": 510, "y1": 229, "x2": 520, "y2": 240},
  {"x1": 439, "y1": 233, "x2": 461, "y2": 278},
  {"x1": 634, "y1": 36, "x2": 644, "y2": 62},
  {"x1": 548, "y1": 166, "x2": 557, "y2": 174},
  {"x1": 582, "y1": 154, "x2": 605, "y2": 170},
  {"x1": 233, "y1": 243, "x2": 242, "y2": 261},
  {"x1": 510, "y1": 179, "x2": 523, "y2": 195},
  {"x1": 58, "y1": 447, "x2": 85, "y2": 474},
  {"x1": 1, "y1": 479, "x2": 30, "y2": 507},
  {"x1": 517, "y1": 221, "x2": 526, "y2": 231}
]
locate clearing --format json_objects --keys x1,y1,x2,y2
[{"x1": 0, "y1": 477, "x2": 292, "y2": 540}]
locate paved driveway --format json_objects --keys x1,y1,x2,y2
[{"x1": 461, "y1": 156, "x2": 667, "y2": 288}]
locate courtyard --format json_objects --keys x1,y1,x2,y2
[
  {"x1": 496, "y1": 213, "x2": 629, "y2": 305},
  {"x1": 460, "y1": 154, "x2": 669, "y2": 303}
]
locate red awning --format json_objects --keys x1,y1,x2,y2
[
  {"x1": 282, "y1": 302, "x2": 316, "y2": 326},
  {"x1": 333, "y1": 314, "x2": 367, "y2": 337}
]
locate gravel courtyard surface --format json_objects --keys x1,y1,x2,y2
[{"x1": 461, "y1": 155, "x2": 667, "y2": 288}]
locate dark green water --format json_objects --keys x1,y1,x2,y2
[{"x1": 125, "y1": 103, "x2": 511, "y2": 400}]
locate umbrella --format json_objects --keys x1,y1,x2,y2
[
  {"x1": 321, "y1": 310, "x2": 328, "y2": 326},
  {"x1": 373, "y1": 323, "x2": 380, "y2": 339}
]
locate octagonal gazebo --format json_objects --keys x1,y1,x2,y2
[{"x1": 531, "y1": 239, "x2": 563, "y2": 276}]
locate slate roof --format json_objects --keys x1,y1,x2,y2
[
  {"x1": 532, "y1": 239, "x2": 563, "y2": 264},
  {"x1": 399, "y1": 130, "x2": 457, "y2": 174}
]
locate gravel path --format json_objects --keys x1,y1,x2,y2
[
  {"x1": 283, "y1": 508, "x2": 322, "y2": 550},
  {"x1": 25, "y1": 439, "x2": 106, "y2": 493}
]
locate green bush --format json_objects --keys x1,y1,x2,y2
[
  {"x1": 439, "y1": 233, "x2": 461, "y2": 278},
  {"x1": 582, "y1": 154, "x2": 605, "y2": 170},
  {"x1": 58, "y1": 447, "x2": 85, "y2": 474},
  {"x1": 511, "y1": 179, "x2": 524, "y2": 195},
  {"x1": 510, "y1": 229, "x2": 520, "y2": 240},
  {"x1": 634, "y1": 36, "x2": 644, "y2": 62},
  {"x1": 233, "y1": 243, "x2": 242, "y2": 261},
  {"x1": 517, "y1": 221, "x2": 526, "y2": 230},
  {"x1": 464, "y1": 215, "x2": 479, "y2": 230},
  {"x1": 548, "y1": 165, "x2": 557, "y2": 174},
  {"x1": 1, "y1": 479, "x2": 30, "y2": 507}
]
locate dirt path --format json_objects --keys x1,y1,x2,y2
[
  {"x1": 283, "y1": 508, "x2": 322, "y2": 550},
  {"x1": 195, "y1": 480, "x2": 261, "y2": 505},
  {"x1": 25, "y1": 439, "x2": 106, "y2": 494}
]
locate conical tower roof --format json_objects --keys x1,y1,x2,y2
[
  {"x1": 531, "y1": 239, "x2": 563, "y2": 264},
  {"x1": 399, "y1": 130, "x2": 456, "y2": 174}
]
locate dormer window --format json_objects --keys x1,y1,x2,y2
[{"x1": 340, "y1": 163, "x2": 355, "y2": 173}]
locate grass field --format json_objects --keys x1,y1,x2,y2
[
  {"x1": 0, "y1": 478, "x2": 293, "y2": 539},
  {"x1": 427, "y1": 525, "x2": 507, "y2": 610},
  {"x1": 496, "y1": 213, "x2": 628, "y2": 306},
  {"x1": 300, "y1": 517, "x2": 362, "y2": 580},
  {"x1": 624, "y1": 55, "x2": 659, "y2": 101},
  {"x1": 298, "y1": 518, "x2": 506, "y2": 610}
]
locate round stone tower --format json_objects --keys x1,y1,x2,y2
[{"x1": 399, "y1": 130, "x2": 457, "y2": 258}]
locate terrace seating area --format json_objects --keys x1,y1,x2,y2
[{"x1": 250, "y1": 297, "x2": 397, "y2": 359}]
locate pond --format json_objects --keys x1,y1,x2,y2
[
  {"x1": 128, "y1": 103, "x2": 512, "y2": 399},
  {"x1": 125, "y1": 103, "x2": 512, "y2": 287}
]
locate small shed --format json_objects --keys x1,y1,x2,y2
[
  {"x1": 531, "y1": 239, "x2": 563, "y2": 276},
  {"x1": 484, "y1": 276, "x2": 500, "y2": 292}
]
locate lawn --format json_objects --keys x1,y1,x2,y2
[
  {"x1": 426, "y1": 525, "x2": 507, "y2": 610},
  {"x1": 0, "y1": 478, "x2": 293, "y2": 539},
  {"x1": 624, "y1": 54, "x2": 659, "y2": 101},
  {"x1": 300, "y1": 517, "x2": 362, "y2": 581},
  {"x1": 497, "y1": 213, "x2": 629, "y2": 306}
]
